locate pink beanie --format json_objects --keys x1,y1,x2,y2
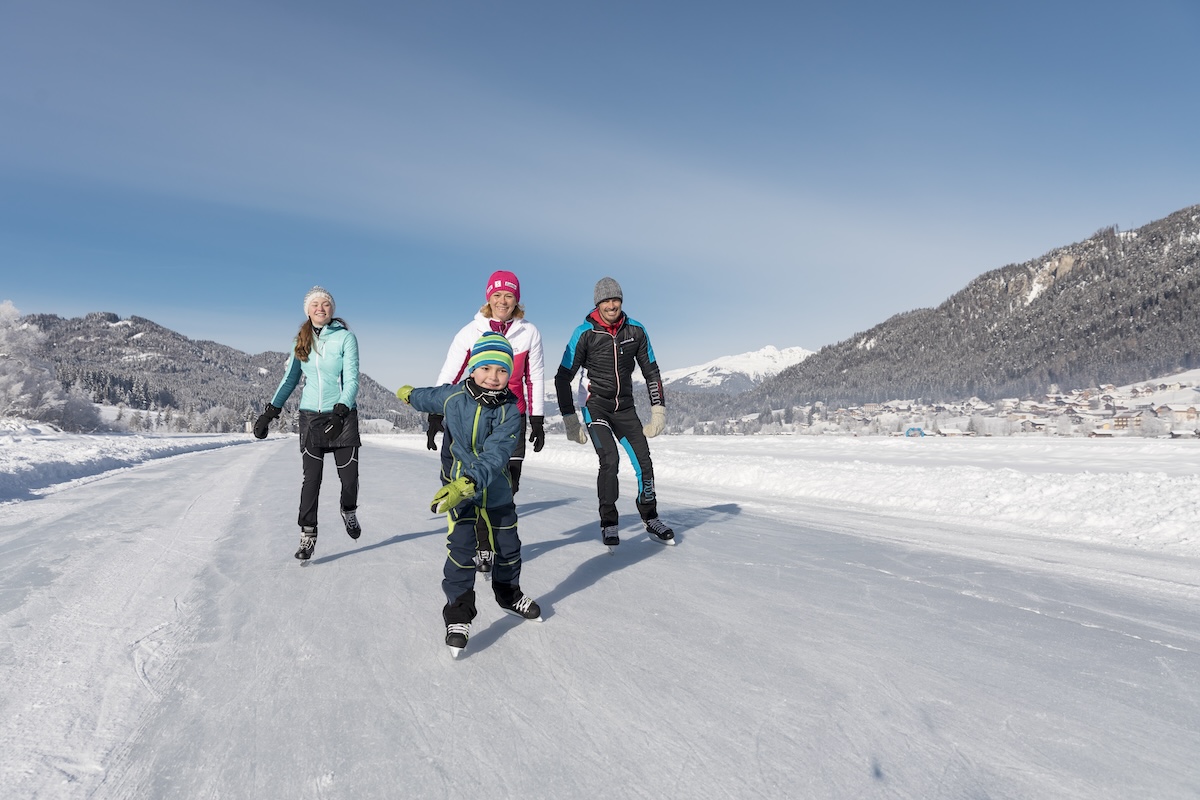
[{"x1": 485, "y1": 270, "x2": 521, "y2": 303}]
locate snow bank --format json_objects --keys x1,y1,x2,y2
[
  {"x1": 0, "y1": 418, "x2": 253, "y2": 501},
  {"x1": 371, "y1": 433, "x2": 1200, "y2": 557},
  {"x1": 5, "y1": 419, "x2": 1200, "y2": 557}
]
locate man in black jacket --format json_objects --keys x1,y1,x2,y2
[{"x1": 554, "y1": 277, "x2": 676, "y2": 548}]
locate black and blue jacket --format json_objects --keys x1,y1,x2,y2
[{"x1": 555, "y1": 309, "x2": 664, "y2": 417}]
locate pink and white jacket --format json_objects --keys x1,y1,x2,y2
[{"x1": 436, "y1": 313, "x2": 545, "y2": 417}]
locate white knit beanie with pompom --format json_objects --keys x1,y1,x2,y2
[{"x1": 303, "y1": 286, "x2": 335, "y2": 317}]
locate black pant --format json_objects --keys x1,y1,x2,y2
[
  {"x1": 298, "y1": 445, "x2": 359, "y2": 529},
  {"x1": 443, "y1": 500, "x2": 521, "y2": 617},
  {"x1": 439, "y1": 415, "x2": 526, "y2": 551},
  {"x1": 583, "y1": 405, "x2": 657, "y2": 527}
]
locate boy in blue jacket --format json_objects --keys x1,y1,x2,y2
[{"x1": 397, "y1": 332, "x2": 542, "y2": 657}]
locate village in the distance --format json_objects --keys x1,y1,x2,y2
[{"x1": 700, "y1": 368, "x2": 1200, "y2": 439}]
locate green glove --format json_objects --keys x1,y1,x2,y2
[
  {"x1": 563, "y1": 414, "x2": 589, "y2": 444},
  {"x1": 643, "y1": 405, "x2": 667, "y2": 438},
  {"x1": 396, "y1": 385, "x2": 413, "y2": 403},
  {"x1": 431, "y1": 477, "x2": 475, "y2": 514}
]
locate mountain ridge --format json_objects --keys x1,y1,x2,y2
[
  {"x1": 23, "y1": 311, "x2": 421, "y2": 431},
  {"x1": 736, "y1": 204, "x2": 1200, "y2": 414}
]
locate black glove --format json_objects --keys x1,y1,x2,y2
[
  {"x1": 253, "y1": 403, "x2": 281, "y2": 439},
  {"x1": 528, "y1": 415, "x2": 545, "y2": 453},
  {"x1": 319, "y1": 404, "x2": 350, "y2": 440},
  {"x1": 426, "y1": 414, "x2": 444, "y2": 451}
]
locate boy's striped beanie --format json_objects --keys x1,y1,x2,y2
[{"x1": 468, "y1": 332, "x2": 514, "y2": 374}]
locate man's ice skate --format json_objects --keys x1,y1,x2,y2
[
  {"x1": 445, "y1": 622, "x2": 470, "y2": 658},
  {"x1": 295, "y1": 526, "x2": 317, "y2": 560},
  {"x1": 498, "y1": 592, "x2": 543, "y2": 622},
  {"x1": 601, "y1": 525, "x2": 620, "y2": 552},
  {"x1": 475, "y1": 548, "x2": 494, "y2": 578},
  {"x1": 644, "y1": 517, "x2": 676, "y2": 545},
  {"x1": 341, "y1": 508, "x2": 361, "y2": 540}
]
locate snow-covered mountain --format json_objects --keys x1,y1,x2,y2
[
  {"x1": 651, "y1": 345, "x2": 814, "y2": 393},
  {"x1": 745, "y1": 205, "x2": 1200, "y2": 409}
]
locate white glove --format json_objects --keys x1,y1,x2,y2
[
  {"x1": 643, "y1": 405, "x2": 666, "y2": 438},
  {"x1": 563, "y1": 414, "x2": 589, "y2": 444}
]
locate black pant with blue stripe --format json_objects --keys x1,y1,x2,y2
[{"x1": 582, "y1": 404, "x2": 658, "y2": 528}]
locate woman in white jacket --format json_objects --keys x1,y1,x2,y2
[{"x1": 429, "y1": 271, "x2": 545, "y2": 573}]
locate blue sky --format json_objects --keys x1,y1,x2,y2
[{"x1": 3, "y1": 0, "x2": 1197, "y2": 391}]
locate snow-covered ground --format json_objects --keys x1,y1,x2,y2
[
  {"x1": 0, "y1": 419, "x2": 250, "y2": 502},
  {"x1": 2, "y1": 424, "x2": 1198, "y2": 798}
]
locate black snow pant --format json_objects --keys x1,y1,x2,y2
[
  {"x1": 582, "y1": 404, "x2": 658, "y2": 528},
  {"x1": 439, "y1": 415, "x2": 527, "y2": 552},
  {"x1": 442, "y1": 499, "x2": 522, "y2": 623},
  {"x1": 298, "y1": 444, "x2": 360, "y2": 529}
]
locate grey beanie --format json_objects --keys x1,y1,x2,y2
[
  {"x1": 593, "y1": 276, "x2": 623, "y2": 306},
  {"x1": 303, "y1": 286, "x2": 335, "y2": 316}
]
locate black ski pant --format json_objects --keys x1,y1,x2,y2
[
  {"x1": 442, "y1": 499, "x2": 522, "y2": 622},
  {"x1": 298, "y1": 444, "x2": 359, "y2": 529},
  {"x1": 582, "y1": 404, "x2": 657, "y2": 528},
  {"x1": 439, "y1": 415, "x2": 526, "y2": 551}
]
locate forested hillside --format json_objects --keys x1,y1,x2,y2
[
  {"x1": 25, "y1": 312, "x2": 422, "y2": 431},
  {"x1": 739, "y1": 205, "x2": 1200, "y2": 411}
]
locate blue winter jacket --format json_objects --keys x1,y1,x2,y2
[
  {"x1": 270, "y1": 321, "x2": 360, "y2": 412},
  {"x1": 408, "y1": 382, "x2": 520, "y2": 508}
]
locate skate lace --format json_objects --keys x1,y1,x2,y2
[
  {"x1": 602, "y1": 525, "x2": 619, "y2": 539},
  {"x1": 477, "y1": 549, "x2": 494, "y2": 563},
  {"x1": 446, "y1": 623, "x2": 470, "y2": 637},
  {"x1": 342, "y1": 510, "x2": 359, "y2": 528},
  {"x1": 645, "y1": 518, "x2": 672, "y2": 536},
  {"x1": 512, "y1": 595, "x2": 535, "y2": 615}
]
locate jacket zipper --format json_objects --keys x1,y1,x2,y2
[{"x1": 313, "y1": 330, "x2": 325, "y2": 412}]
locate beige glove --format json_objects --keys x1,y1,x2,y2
[
  {"x1": 643, "y1": 405, "x2": 666, "y2": 438},
  {"x1": 563, "y1": 414, "x2": 589, "y2": 444}
]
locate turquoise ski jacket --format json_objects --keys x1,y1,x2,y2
[{"x1": 270, "y1": 321, "x2": 359, "y2": 412}]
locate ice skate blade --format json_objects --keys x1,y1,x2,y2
[
  {"x1": 502, "y1": 608, "x2": 544, "y2": 623},
  {"x1": 448, "y1": 645, "x2": 464, "y2": 658}
]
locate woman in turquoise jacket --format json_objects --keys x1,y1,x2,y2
[{"x1": 254, "y1": 286, "x2": 362, "y2": 560}]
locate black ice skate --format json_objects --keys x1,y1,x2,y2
[
  {"x1": 601, "y1": 525, "x2": 620, "y2": 552},
  {"x1": 295, "y1": 526, "x2": 317, "y2": 560},
  {"x1": 445, "y1": 622, "x2": 470, "y2": 658},
  {"x1": 475, "y1": 548, "x2": 494, "y2": 577},
  {"x1": 341, "y1": 508, "x2": 361, "y2": 540},
  {"x1": 498, "y1": 592, "x2": 543, "y2": 622},
  {"x1": 644, "y1": 517, "x2": 676, "y2": 545}
]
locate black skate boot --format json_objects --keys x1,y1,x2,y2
[
  {"x1": 601, "y1": 525, "x2": 620, "y2": 551},
  {"x1": 644, "y1": 517, "x2": 676, "y2": 545},
  {"x1": 443, "y1": 590, "x2": 476, "y2": 658},
  {"x1": 475, "y1": 515, "x2": 493, "y2": 577},
  {"x1": 341, "y1": 508, "x2": 361, "y2": 540},
  {"x1": 295, "y1": 526, "x2": 317, "y2": 560},
  {"x1": 495, "y1": 582, "x2": 543, "y2": 622},
  {"x1": 445, "y1": 623, "x2": 470, "y2": 658}
]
